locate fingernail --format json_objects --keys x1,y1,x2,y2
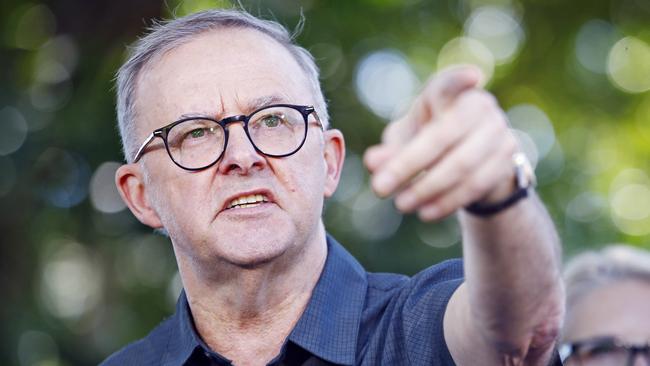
[
  {"x1": 373, "y1": 173, "x2": 396, "y2": 196},
  {"x1": 395, "y1": 193, "x2": 417, "y2": 211}
]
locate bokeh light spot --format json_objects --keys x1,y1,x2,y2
[
  {"x1": 0, "y1": 106, "x2": 28, "y2": 156},
  {"x1": 535, "y1": 141, "x2": 565, "y2": 186},
  {"x1": 355, "y1": 49, "x2": 419, "y2": 119},
  {"x1": 416, "y1": 215, "x2": 461, "y2": 248},
  {"x1": 566, "y1": 192, "x2": 606, "y2": 223},
  {"x1": 437, "y1": 37, "x2": 495, "y2": 83},
  {"x1": 352, "y1": 188, "x2": 403, "y2": 241},
  {"x1": 610, "y1": 168, "x2": 650, "y2": 192},
  {"x1": 40, "y1": 241, "x2": 103, "y2": 320},
  {"x1": 12, "y1": 4, "x2": 56, "y2": 50},
  {"x1": 574, "y1": 19, "x2": 620, "y2": 74},
  {"x1": 507, "y1": 104, "x2": 556, "y2": 160},
  {"x1": 607, "y1": 36, "x2": 650, "y2": 93},
  {"x1": 35, "y1": 35, "x2": 80, "y2": 85},
  {"x1": 29, "y1": 81, "x2": 73, "y2": 111},
  {"x1": 17, "y1": 330, "x2": 59, "y2": 366},
  {"x1": 611, "y1": 184, "x2": 650, "y2": 221},
  {"x1": 464, "y1": 6, "x2": 524, "y2": 64},
  {"x1": 90, "y1": 162, "x2": 126, "y2": 214},
  {"x1": 34, "y1": 148, "x2": 90, "y2": 208},
  {"x1": 609, "y1": 169, "x2": 650, "y2": 236},
  {"x1": 332, "y1": 153, "x2": 365, "y2": 204},
  {"x1": 116, "y1": 234, "x2": 173, "y2": 290}
]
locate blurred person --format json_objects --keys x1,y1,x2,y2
[
  {"x1": 103, "y1": 8, "x2": 564, "y2": 366},
  {"x1": 560, "y1": 245, "x2": 650, "y2": 366}
]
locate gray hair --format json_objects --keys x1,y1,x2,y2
[
  {"x1": 564, "y1": 245, "x2": 650, "y2": 309},
  {"x1": 115, "y1": 8, "x2": 329, "y2": 163}
]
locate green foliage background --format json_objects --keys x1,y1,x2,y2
[{"x1": 0, "y1": 0, "x2": 649, "y2": 365}]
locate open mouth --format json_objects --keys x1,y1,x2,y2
[{"x1": 226, "y1": 194, "x2": 270, "y2": 209}]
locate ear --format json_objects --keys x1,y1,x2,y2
[
  {"x1": 323, "y1": 129, "x2": 345, "y2": 198},
  {"x1": 115, "y1": 163, "x2": 163, "y2": 229}
]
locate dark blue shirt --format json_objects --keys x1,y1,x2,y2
[{"x1": 101, "y1": 235, "x2": 464, "y2": 365}]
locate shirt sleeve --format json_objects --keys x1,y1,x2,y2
[
  {"x1": 400, "y1": 259, "x2": 464, "y2": 365},
  {"x1": 359, "y1": 259, "x2": 464, "y2": 365}
]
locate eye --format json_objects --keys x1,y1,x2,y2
[
  {"x1": 587, "y1": 344, "x2": 618, "y2": 355},
  {"x1": 188, "y1": 128, "x2": 206, "y2": 138},
  {"x1": 260, "y1": 114, "x2": 284, "y2": 128}
]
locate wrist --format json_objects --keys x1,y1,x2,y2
[{"x1": 465, "y1": 153, "x2": 536, "y2": 217}]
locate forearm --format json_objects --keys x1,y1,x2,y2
[{"x1": 459, "y1": 191, "x2": 564, "y2": 360}]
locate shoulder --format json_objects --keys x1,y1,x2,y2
[
  {"x1": 366, "y1": 259, "x2": 464, "y2": 301},
  {"x1": 99, "y1": 316, "x2": 175, "y2": 366},
  {"x1": 359, "y1": 259, "x2": 464, "y2": 365},
  {"x1": 406, "y1": 258, "x2": 464, "y2": 297}
]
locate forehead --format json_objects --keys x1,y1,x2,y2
[
  {"x1": 564, "y1": 279, "x2": 650, "y2": 342},
  {"x1": 135, "y1": 27, "x2": 312, "y2": 127}
]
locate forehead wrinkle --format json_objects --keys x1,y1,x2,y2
[
  {"x1": 175, "y1": 95, "x2": 228, "y2": 121},
  {"x1": 173, "y1": 93, "x2": 292, "y2": 121},
  {"x1": 231, "y1": 93, "x2": 293, "y2": 114}
]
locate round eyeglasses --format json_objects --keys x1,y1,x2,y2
[
  {"x1": 132, "y1": 104, "x2": 322, "y2": 171},
  {"x1": 560, "y1": 336, "x2": 650, "y2": 366}
]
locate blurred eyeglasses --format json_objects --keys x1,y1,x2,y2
[
  {"x1": 133, "y1": 104, "x2": 322, "y2": 171},
  {"x1": 560, "y1": 336, "x2": 650, "y2": 366}
]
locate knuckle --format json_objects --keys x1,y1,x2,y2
[
  {"x1": 410, "y1": 184, "x2": 428, "y2": 201},
  {"x1": 385, "y1": 162, "x2": 404, "y2": 180}
]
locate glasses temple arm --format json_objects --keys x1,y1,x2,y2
[{"x1": 133, "y1": 132, "x2": 156, "y2": 163}]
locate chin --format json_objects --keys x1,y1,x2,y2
[
  {"x1": 213, "y1": 225, "x2": 300, "y2": 269},
  {"x1": 223, "y1": 249, "x2": 287, "y2": 269}
]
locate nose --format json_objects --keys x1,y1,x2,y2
[
  {"x1": 218, "y1": 123, "x2": 266, "y2": 175},
  {"x1": 631, "y1": 352, "x2": 650, "y2": 366}
]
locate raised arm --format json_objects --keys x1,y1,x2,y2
[{"x1": 363, "y1": 66, "x2": 564, "y2": 365}]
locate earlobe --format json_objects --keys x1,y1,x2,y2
[
  {"x1": 323, "y1": 129, "x2": 345, "y2": 198},
  {"x1": 115, "y1": 164, "x2": 163, "y2": 229}
]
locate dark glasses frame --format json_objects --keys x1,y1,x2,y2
[{"x1": 132, "y1": 104, "x2": 322, "y2": 171}]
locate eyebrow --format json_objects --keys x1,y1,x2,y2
[
  {"x1": 176, "y1": 112, "x2": 211, "y2": 120},
  {"x1": 174, "y1": 94, "x2": 290, "y2": 122},
  {"x1": 245, "y1": 94, "x2": 290, "y2": 111}
]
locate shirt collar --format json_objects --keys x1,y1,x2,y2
[
  {"x1": 161, "y1": 290, "x2": 210, "y2": 366},
  {"x1": 164, "y1": 233, "x2": 368, "y2": 366},
  {"x1": 288, "y1": 234, "x2": 368, "y2": 365}
]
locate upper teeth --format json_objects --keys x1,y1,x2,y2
[{"x1": 228, "y1": 194, "x2": 268, "y2": 209}]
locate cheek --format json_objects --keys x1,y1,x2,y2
[
  {"x1": 274, "y1": 153, "x2": 327, "y2": 212},
  {"x1": 289, "y1": 150, "x2": 327, "y2": 194},
  {"x1": 150, "y1": 174, "x2": 214, "y2": 228}
]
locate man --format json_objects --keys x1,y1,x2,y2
[
  {"x1": 560, "y1": 245, "x2": 650, "y2": 365},
  {"x1": 103, "y1": 8, "x2": 563, "y2": 366}
]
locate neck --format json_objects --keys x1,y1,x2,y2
[{"x1": 176, "y1": 225, "x2": 328, "y2": 365}]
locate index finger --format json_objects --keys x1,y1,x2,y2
[{"x1": 382, "y1": 65, "x2": 483, "y2": 146}]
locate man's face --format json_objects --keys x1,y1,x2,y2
[
  {"x1": 126, "y1": 28, "x2": 343, "y2": 268},
  {"x1": 563, "y1": 279, "x2": 650, "y2": 365}
]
